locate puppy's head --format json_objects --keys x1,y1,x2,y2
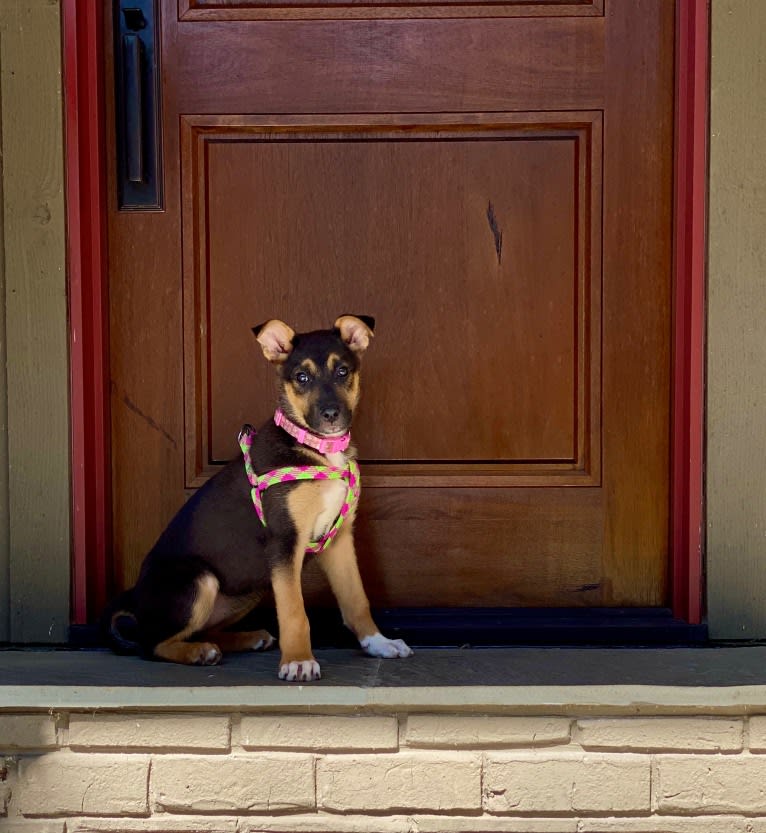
[{"x1": 253, "y1": 315, "x2": 374, "y2": 436}]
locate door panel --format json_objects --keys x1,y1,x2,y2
[
  {"x1": 179, "y1": 0, "x2": 604, "y2": 19},
  {"x1": 107, "y1": 0, "x2": 673, "y2": 609},
  {"x1": 186, "y1": 114, "x2": 600, "y2": 479}
]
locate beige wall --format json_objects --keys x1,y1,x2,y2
[
  {"x1": 0, "y1": 1, "x2": 69, "y2": 642},
  {"x1": 707, "y1": 1, "x2": 766, "y2": 637},
  {"x1": 0, "y1": 1, "x2": 762, "y2": 641},
  {"x1": 5, "y1": 710, "x2": 766, "y2": 827}
]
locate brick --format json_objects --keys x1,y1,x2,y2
[
  {"x1": 405, "y1": 716, "x2": 570, "y2": 748},
  {"x1": 748, "y1": 716, "x2": 766, "y2": 751},
  {"x1": 16, "y1": 752, "x2": 149, "y2": 816},
  {"x1": 69, "y1": 714, "x2": 231, "y2": 751},
  {"x1": 581, "y1": 819, "x2": 766, "y2": 833},
  {"x1": 69, "y1": 820, "x2": 237, "y2": 833},
  {"x1": 241, "y1": 818, "x2": 577, "y2": 833},
  {"x1": 576, "y1": 717, "x2": 743, "y2": 752},
  {"x1": 411, "y1": 820, "x2": 578, "y2": 833},
  {"x1": 240, "y1": 715, "x2": 397, "y2": 751},
  {"x1": 316, "y1": 752, "x2": 481, "y2": 812},
  {"x1": 240, "y1": 817, "x2": 416, "y2": 833},
  {"x1": 0, "y1": 715, "x2": 57, "y2": 751},
  {"x1": 654, "y1": 755, "x2": 766, "y2": 814},
  {"x1": 151, "y1": 753, "x2": 314, "y2": 813},
  {"x1": 484, "y1": 753, "x2": 650, "y2": 814},
  {"x1": 0, "y1": 823, "x2": 66, "y2": 833}
]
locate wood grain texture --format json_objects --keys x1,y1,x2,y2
[
  {"x1": 106, "y1": 2, "x2": 188, "y2": 580},
  {"x1": 174, "y1": 18, "x2": 605, "y2": 114},
  {"x1": 109, "y1": 0, "x2": 673, "y2": 608},
  {"x1": 178, "y1": 0, "x2": 603, "y2": 21},
  {"x1": 600, "y1": 0, "x2": 674, "y2": 605},
  {"x1": 351, "y1": 487, "x2": 605, "y2": 607},
  {"x1": 180, "y1": 115, "x2": 601, "y2": 487},
  {"x1": 707, "y1": 0, "x2": 766, "y2": 638},
  {"x1": 0, "y1": 2, "x2": 70, "y2": 642}
]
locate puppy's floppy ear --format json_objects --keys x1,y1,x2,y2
[
  {"x1": 253, "y1": 319, "x2": 295, "y2": 364},
  {"x1": 334, "y1": 314, "x2": 375, "y2": 354}
]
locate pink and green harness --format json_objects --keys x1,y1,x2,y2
[{"x1": 238, "y1": 420, "x2": 360, "y2": 555}]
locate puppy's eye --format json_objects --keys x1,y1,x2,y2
[
  {"x1": 335, "y1": 365, "x2": 349, "y2": 379},
  {"x1": 295, "y1": 371, "x2": 310, "y2": 385}
]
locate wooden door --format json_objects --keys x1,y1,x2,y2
[{"x1": 106, "y1": 0, "x2": 674, "y2": 609}]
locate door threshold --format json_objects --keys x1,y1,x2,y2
[
  {"x1": 314, "y1": 607, "x2": 708, "y2": 648},
  {"x1": 68, "y1": 607, "x2": 706, "y2": 651}
]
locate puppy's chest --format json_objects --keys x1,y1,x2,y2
[{"x1": 310, "y1": 451, "x2": 350, "y2": 541}]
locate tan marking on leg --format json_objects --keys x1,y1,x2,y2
[
  {"x1": 273, "y1": 492, "x2": 322, "y2": 679},
  {"x1": 317, "y1": 527, "x2": 378, "y2": 640},
  {"x1": 271, "y1": 564, "x2": 312, "y2": 664},
  {"x1": 153, "y1": 573, "x2": 223, "y2": 665}
]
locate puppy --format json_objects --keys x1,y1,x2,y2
[{"x1": 103, "y1": 315, "x2": 412, "y2": 680}]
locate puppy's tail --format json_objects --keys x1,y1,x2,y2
[{"x1": 100, "y1": 589, "x2": 140, "y2": 655}]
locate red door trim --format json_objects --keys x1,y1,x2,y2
[
  {"x1": 671, "y1": 0, "x2": 709, "y2": 625},
  {"x1": 63, "y1": 0, "x2": 709, "y2": 624},
  {"x1": 62, "y1": 0, "x2": 111, "y2": 624}
]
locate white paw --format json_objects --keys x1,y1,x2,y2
[
  {"x1": 203, "y1": 645, "x2": 222, "y2": 664},
  {"x1": 279, "y1": 659, "x2": 321, "y2": 681},
  {"x1": 360, "y1": 632, "x2": 413, "y2": 658},
  {"x1": 252, "y1": 632, "x2": 275, "y2": 651},
  {"x1": 191, "y1": 643, "x2": 222, "y2": 665}
]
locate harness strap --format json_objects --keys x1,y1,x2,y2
[{"x1": 238, "y1": 424, "x2": 360, "y2": 555}]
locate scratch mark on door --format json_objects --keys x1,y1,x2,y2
[
  {"x1": 121, "y1": 393, "x2": 178, "y2": 450},
  {"x1": 486, "y1": 201, "x2": 503, "y2": 265}
]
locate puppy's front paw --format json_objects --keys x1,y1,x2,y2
[
  {"x1": 360, "y1": 632, "x2": 413, "y2": 658},
  {"x1": 279, "y1": 658, "x2": 321, "y2": 681}
]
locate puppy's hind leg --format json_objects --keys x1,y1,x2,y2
[
  {"x1": 151, "y1": 573, "x2": 223, "y2": 666},
  {"x1": 208, "y1": 630, "x2": 275, "y2": 653},
  {"x1": 199, "y1": 591, "x2": 276, "y2": 654}
]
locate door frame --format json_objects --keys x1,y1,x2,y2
[{"x1": 63, "y1": 0, "x2": 709, "y2": 625}]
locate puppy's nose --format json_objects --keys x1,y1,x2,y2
[{"x1": 322, "y1": 406, "x2": 340, "y2": 424}]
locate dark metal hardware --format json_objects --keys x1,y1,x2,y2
[
  {"x1": 114, "y1": 0, "x2": 162, "y2": 209},
  {"x1": 122, "y1": 8, "x2": 147, "y2": 30},
  {"x1": 122, "y1": 34, "x2": 144, "y2": 183}
]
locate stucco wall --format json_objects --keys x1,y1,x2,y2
[
  {"x1": 706, "y1": 0, "x2": 766, "y2": 637},
  {"x1": 0, "y1": 1, "x2": 70, "y2": 642}
]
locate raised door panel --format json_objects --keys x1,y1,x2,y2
[
  {"x1": 183, "y1": 114, "x2": 601, "y2": 488},
  {"x1": 178, "y1": 0, "x2": 603, "y2": 20}
]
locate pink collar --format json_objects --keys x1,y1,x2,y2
[{"x1": 274, "y1": 408, "x2": 351, "y2": 455}]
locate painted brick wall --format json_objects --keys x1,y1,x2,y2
[{"x1": 3, "y1": 711, "x2": 766, "y2": 831}]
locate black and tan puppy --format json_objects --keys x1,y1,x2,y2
[{"x1": 103, "y1": 315, "x2": 412, "y2": 680}]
